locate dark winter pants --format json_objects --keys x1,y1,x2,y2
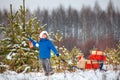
[{"x1": 40, "y1": 58, "x2": 53, "y2": 74}]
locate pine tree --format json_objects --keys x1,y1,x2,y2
[
  {"x1": 70, "y1": 47, "x2": 80, "y2": 66},
  {"x1": 68, "y1": 47, "x2": 80, "y2": 71},
  {"x1": 105, "y1": 41, "x2": 120, "y2": 65},
  {"x1": 50, "y1": 31, "x2": 81, "y2": 72},
  {"x1": 0, "y1": 0, "x2": 47, "y2": 73},
  {"x1": 105, "y1": 48, "x2": 116, "y2": 64},
  {"x1": 115, "y1": 41, "x2": 120, "y2": 64},
  {"x1": 50, "y1": 31, "x2": 63, "y2": 71}
]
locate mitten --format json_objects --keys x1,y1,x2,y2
[{"x1": 56, "y1": 54, "x2": 59, "y2": 57}]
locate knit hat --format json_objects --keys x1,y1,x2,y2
[{"x1": 39, "y1": 31, "x2": 49, "y2": 38}]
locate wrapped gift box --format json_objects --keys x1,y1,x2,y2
[
  {"x1": 91, "y1": 50, "x2": 105, "y2": 55},
  {"x1": 77, "y1": 55, "x2": 82, "y2": 61},
  {"x1": 89, "y1": 55, "x2": 106, "y2": 61},
  {"x1": 85, "y1": 60, "x2": 100, "y2": 69},
  {"x1": 85, "y1": 60, "x2": 92, "y2": 69},
  {"x1": 77, "y1": 60, "x2": 86, "y2": 69},
  {"x1": 92, "y1": 61, "x2": 100, "y2": 69}
]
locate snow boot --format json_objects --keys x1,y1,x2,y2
[
  {"x1": 45, "y1": 73, "x2": 49, "y2": 76},
  {"x1": 49, "y1": 71, "x2": 54, "y2": 75}
]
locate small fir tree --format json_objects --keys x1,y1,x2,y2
[
  {"x1": 105, "y1": 42, "x2": 120, "y2": 66},
  {"x1": 49, "y1": 31, "x2": 63, "y2": 71},
  {"x1": 115, "y1": 41, "x2": 120, "y2": 64},
  {"x1": 0, "y1": 0, "x2": 46, "y2": 73}
]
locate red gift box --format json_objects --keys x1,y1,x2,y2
[
  {"x1": 85, "y1": 60, "x2": 100, "y2": 69},
  {"x1": 85, "y1": 60, "x2": 92, "y2": 69},
  {"x1": 90, "y1": 55, "x2": 106, "y2": 61},
  {"x1": 91, "y1": 50, "x2": 105, "y2": 55},
  {"x1": 90, "y1": 50, "x2": 106, "y2": 61},
  {"x1": 85, "y1": 64, "x2": 92, "y2": 69},
  {"x1": 92, "y1": 62, "x2": 100, "y2": 69}
]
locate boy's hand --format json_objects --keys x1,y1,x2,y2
[{"x1": 56, "y1": 54, "x2": 59, "y2": 57}]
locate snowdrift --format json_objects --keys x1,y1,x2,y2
[{"x1": 0, "y1": 69, "x2": 119, "y2": 80}]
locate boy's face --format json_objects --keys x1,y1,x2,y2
[{"x1": 42, "y1": 33, "x2": 47, "y2": 38}]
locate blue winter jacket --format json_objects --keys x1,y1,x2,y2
[{"x1": 29, "y1": 38, "x2": 59, "y2": 59}]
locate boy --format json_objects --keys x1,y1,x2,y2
[{"x1": 29, "y1": 31, "x2": 59, "y2": 76}]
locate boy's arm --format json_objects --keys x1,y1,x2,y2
[
  {"x1": 48, "y1": 40, "x2": 59, "y2": 57},
  {"x1": 29, "y1": 38, "x2": 39, "y2": 47}
]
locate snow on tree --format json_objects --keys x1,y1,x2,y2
[
  {"x1": 0, "y1": 0, "x2": 81, "y2": 73},
  {"x1": 105, "y1": 41, "x2": 120, "y2": 70},
  {"x1": 0, "y1": 0, "x2": 47, "y2": 73},
  {"x1": 50, "y1": 31, "x2": 81, "y2": 72}
]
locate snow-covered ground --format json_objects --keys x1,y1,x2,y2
[{"x1": 0, "y1": 69, "x2": 119, "y2": 80}]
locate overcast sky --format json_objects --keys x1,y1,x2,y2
[{"x1": 0, "y1": 0, "x2": 120, "y2": 12}]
